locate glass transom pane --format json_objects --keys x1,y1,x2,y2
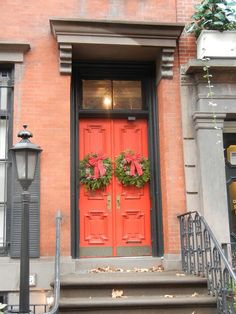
[
  {"x1": 113, "y1": 81, "x2": 142, "y2": 110},
  {"x1": 82, "y1": 80, "x2": 112, "y2": 109},
  {"x1": 82, "y1": 80, "x2": 142, "y2": 110}
]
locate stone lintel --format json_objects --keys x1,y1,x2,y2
[
  {"x1": 193, "y1": 112, "x2": 226, "y2": 130},
  {"x1": 0, "y1": 41, "x2": 30, "y2": 63},
  {"x1": 50, "y1": 18, "x2": 184, "y2": 76}
]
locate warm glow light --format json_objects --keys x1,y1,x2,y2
[{"x1": 103, "y1": 96, "x2": 112, "y2": 109}]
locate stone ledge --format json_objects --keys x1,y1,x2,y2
[{"x1": 182, "y1": 59, "x2": 236, "y2": 75}]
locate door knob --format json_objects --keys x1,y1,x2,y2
[
  {"x1": 116, "y1": 195, "x2": 121, "y2": 210},
  {"x1": 107, "y1": 194, "x2": 112, "y2": 211}
]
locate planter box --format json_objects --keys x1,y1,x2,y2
[{"x1": 197, "y1": 30, "x2": 236, "y2": 59}]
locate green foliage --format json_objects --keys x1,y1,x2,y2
[
  {"x1": 0, "y1": 303, "x2": 7, "y2": 314},
  {"x1": 115, "y1": 151, "x2": 150, "y2": 188},
  {"x1": 185, "y1": 0, "x2": 236, "y2": 38},
  {"x1": 79, "y1": 153, "x2": 113, "y2": 191}
]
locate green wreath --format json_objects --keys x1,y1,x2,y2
[
  {"x1": 115, "y1": 150, "x2": 150, "y2": 188},
  {"x1": 79, "y1": 153, "x2": 112, "y2": 191}
]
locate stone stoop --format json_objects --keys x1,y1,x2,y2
[{"x1": 58, "y1": 271, "x2": 217, "y2": 314}]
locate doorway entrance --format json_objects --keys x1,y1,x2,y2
[
  {"x1": 71, "y1": 61, "x2": 163, "y2": 258},
  {"x1": 79, "y1": 119, "x2": 151, "y2": 257}
]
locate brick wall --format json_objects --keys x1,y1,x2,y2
[{"x1": 1, "y1": 0, "x2": 200, "y2": 256}]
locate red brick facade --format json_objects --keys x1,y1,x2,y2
[{"x1": 1, "y1": 0, "x2": 199, "y2": 256}]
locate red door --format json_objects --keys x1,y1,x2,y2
[{"x1": 79, "y1": 119, "x2": 151, "y2": 257}]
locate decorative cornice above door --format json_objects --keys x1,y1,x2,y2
[{"x1": 50, "y1": 19, "x2": 184, "y2": 77}]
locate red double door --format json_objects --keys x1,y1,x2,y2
[{"x1": 79, "y1": 119, "x2": 151, "y2": 257}]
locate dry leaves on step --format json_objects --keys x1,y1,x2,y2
[
  {"x1": 164, "y1": 294, "x2": 175, "y2": 298},
  {"x1": 133, "y1": 267, "x2": 149, "y2": 272},
  {"x1": 112, "y1": 289, "x2": 124, "y2": 298},
  {"x1": 89, "y1": 266, "x2": 164, "y2": 273},
  {"x1": 90, "y1": 266, "x2": 124, "y2": 273},
  {"x1": 176, "y1": 273, "x2": 186, "y2": 277},
  {"x1": 155, "y1": 265, "x2": 164, "y2": 272},
  {"x1": 191, "y1": 292, "x2": 199, "y2": 297}
]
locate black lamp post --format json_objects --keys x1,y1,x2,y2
[{"x1": 11, "y1": 125, "x2": 42, "y2": 314}]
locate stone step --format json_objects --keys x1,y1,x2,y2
[
  {"x1": 60, "y1": 272, "x2": 209, "y2": 298},
  {"x1": 59, "y1": 295, "x2": 217, "y2": 314},
  {"x1": 74, "y1": 256, "x2": 181, "y2": 273}
]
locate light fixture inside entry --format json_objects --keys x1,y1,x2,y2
[{"x1": 103, "y1": 96, "x2": 112, "y2": 109}]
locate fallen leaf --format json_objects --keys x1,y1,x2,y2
[
  {"x1": 112, "y1": 289, "x2": 124, "y2": 298},
  {"x1": 192, "y1": 292, "x2": 199, "y2": 297},
  {"x1": 176, "y1": 273, "x2": 185, "y2": 277},
  {"x1": 152, "y1": 265, "x2": 164, "y2": 272},
  {"x1": 164, "y1": 294, "x2": 174, "y2": 298}
]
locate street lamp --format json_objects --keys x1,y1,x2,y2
[{"x1": 11, "y1": 125, "x2": 42, "y2": 314}]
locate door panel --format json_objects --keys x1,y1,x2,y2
[
  {"x1": 113, "y1": 120, "x2": 151, "y2": 256},
  {"x1": 79, "y1": 119, "x2": 151, "y2": 257},
  {"x1": 79, "y1": 120, "x2": 113, "y2": 257}
]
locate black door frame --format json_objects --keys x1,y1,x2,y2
[{"x1": 70, "y1": 61, "x2": 163, "y2": 258}]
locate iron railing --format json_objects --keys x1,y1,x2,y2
[
  {"x1": 178, "y1": 211, "x2": 236, "y2": 313},
  {"x1": 222, "y1": 242, "x2": 236, "y2": 271},
  {"x1": 44, "y1": 210, "x2": 62, "y2": 314},
  {"x1": 7, "y1": 211, "x2": 62, "y2": 314},
  {"x1": 7, "y1": 304, "x2": 49, "y2": 314}
]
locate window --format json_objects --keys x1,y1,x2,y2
[
  {"x1": 0, "y1": 69, "x2": 13, "y2": 253},
  {"x1": 82, "y1": 80, "x2": 142, "y2": 110}
]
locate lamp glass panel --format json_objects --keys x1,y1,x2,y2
[
  {"x1": 0, "y1": 87, "x2": 8, "y2": 111},
  {"x1": 0, "y1": 204, "x2": 5, "y2": 246},
  {"x1": 0, "y1": 163, "x2": 6, "y2": 202},
  {"x1": 113, "y1": 81, "x2": 142, "y2": 110},
  {"x1": 0, "y1": 120, "x2": 7, "y2": 159},
  {"x1": 27, "y1": 151, "x2": 37, "y2": 180},
  {"x1": 15, "y1": 151, "x2": 26, "y2": 180},
  {"x1": 82, "y1": 80, "x2": 112, "y2": 109}
]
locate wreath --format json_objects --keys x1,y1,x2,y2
[
  {"x1": 79, "y1": 153, "x2": 113, "y2": 191},
  {"x1": 115, "y1": 150, "x2": 150, "y2": 188}
]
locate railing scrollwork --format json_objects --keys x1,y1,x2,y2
[{"x1": 178, "y1": 211, "x2": 236, "y2": 313}]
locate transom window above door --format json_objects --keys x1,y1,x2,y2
[{"x1": 82, "y1": 80, "x2": 142, "y2": 110}]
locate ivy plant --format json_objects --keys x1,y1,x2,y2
[{"x1": 186, "y1": 0, "x2": 236, "y2": 38}]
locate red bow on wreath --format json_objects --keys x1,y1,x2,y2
[
  {"x1": 125, "y1": 152, "x2": 143, "y2": 176},
  {"x1": 88, "y1": 154, "x2": 107, "y2": 179}
]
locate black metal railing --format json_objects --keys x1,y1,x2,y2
[
  {"x1": 178, "y1": 211, "x2": 236, "y2": 313},
  {"x1": 7, "y1": 304, "x2": 49, "y2": 314},
  {"x1": 44, "y1": 210, "x2": 62, "y2": 314},
  {"x1": 222, "y1": 242, "x2": 236, "y2": 271}
]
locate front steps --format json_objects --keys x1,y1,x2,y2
[{"x1": 59, "y1": 271, "x2": 217, "y2": 313}]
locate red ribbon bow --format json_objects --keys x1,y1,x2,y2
[
  {"x1": 125, "y1": 152, "x2": 143, "y2": 176},
  {"x1": 88, "y1": 154, "x2": 107, "y2": 179}
]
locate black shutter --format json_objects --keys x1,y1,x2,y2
[{"x1": 10, "y1": 160, "x2": 40, "y2": 258}]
